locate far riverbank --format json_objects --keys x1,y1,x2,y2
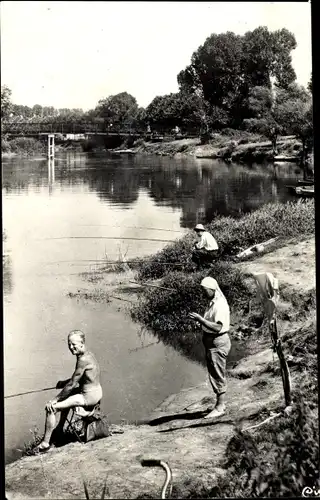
[{"x1": 2, "y1": 131, "x2": 313, "y2": 170}]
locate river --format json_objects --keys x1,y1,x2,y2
[{"x1": 3, "y1": 151, "x2": 301, "y2": 464}]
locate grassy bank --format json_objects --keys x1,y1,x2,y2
[
  {"x1": 2, "y1": 136, "x2": 46, "y2": 157},
  {"x1": 136, "y1": 200, "x2": 315, "y2": 282}
]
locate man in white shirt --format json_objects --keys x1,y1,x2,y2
[
  {"x1": 192, "y1": 224, "x2": 219, "y2": 269},
  {"x1": 189, "y1": 277, "x2": 231, "y2": 418}
]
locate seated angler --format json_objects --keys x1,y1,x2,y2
[
  {"x1": 35, "y1": 330, "x2": 103, "y2": 453},
  {"x1": 192, "y1": 224, "x2": 218, "y2": 269}
]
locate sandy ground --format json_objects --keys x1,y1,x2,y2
[
  {"x1": 237, "y1": 236, "x2": 316, "y2": 291},
  {"x1": 5, "y1": 236, "x2": 316, "y2": 499}
]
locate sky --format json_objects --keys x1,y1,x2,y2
[{"x1": 1, "y1": 1, "x2": 312, "y2": 111}]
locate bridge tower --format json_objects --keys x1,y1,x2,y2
[{"x1": 48, "y1": 134, "x2": 55, "y2": 159}]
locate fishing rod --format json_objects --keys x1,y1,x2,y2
[
  {"x1": 40, "y1": 237, "x2": 175, "y2": 243},
  {"x1": 76, "y1": 224, "x2": 185, "y2": 234},
  {"x1": 129, "y1": 281, "x2": 176, "y2": 292},
  {"x1": 45, "y1": 260, "x2": 185, "y2": 266},
  {"x1": 5, "y1": 386, "x2": 56, "y2": 399}
]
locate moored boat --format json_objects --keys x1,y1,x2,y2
[{"x1": 293, "y1": 185, "x2": 315, "y2": 198}]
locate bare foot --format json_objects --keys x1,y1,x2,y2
[{"x1": 203, "y1": 406, "x2": 226, "y2": 419}]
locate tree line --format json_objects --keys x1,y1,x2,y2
[{"x1": 1, "y1": 25, "x2": 312, "y2": 146}]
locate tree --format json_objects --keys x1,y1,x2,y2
[
  {"x1": 1, "y1": 85, "x2": 13, "y2": 119},
  {"x1": 243, "y1": 84, "x2": 313, "y2": 163},
  {"x1": 96, "y1": 92, "x2": 138, "y2": 131},
  {"x1": 178, "y1": 31, "x2": 244, "y2": 110},
  {"x1": 307, "y1": 74, "x2": 312, "y2": 94},
  {"x1": 32, "y1": 104, "x2": 43, "y2": 117},
  {"x1": 145, "y1": 92, "x2": 211, "y2": 134},
  {"x1": 177, "y1": 27, "x2": 297, "y2": 129}
]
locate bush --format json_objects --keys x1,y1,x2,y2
[
  {"x1": 137, "y1": 200, "x2": 315, "y2": 281},
  {"x1": 1, "y1": 134, "x2": 11, "y2": 152},
  {"x1": 6, "y1": 137, "x2": 46, "y2": 155},
  {"x1": 131, "y1": 264, "x2": 254, "y2": 363}
]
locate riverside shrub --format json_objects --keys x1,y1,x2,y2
[
  {"x1": 131, "y1": 263, "x2": 254, "y2": 363},
  {"x1": 7, "y1": 137, "x2": 46, "y2": 155}
]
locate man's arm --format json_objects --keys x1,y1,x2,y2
[
  {"x1": 189, "y1": 312, "x2": 222, "y2": 332},
  {"x1": 195, "y1": 233, "x2": 206, "y2": 249},
  {"x1": 200, "y1": 318, "x2": 222, "y2": 332},
  {"x1": 56, "y1": 378, "x2": 72, "y2": 389},
  {"x1": 54, "y1": 358, "x2": 87, "y2": 402}
]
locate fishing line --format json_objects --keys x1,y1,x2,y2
[
  {"x1": 76, "y1": 224, "x2": 185, "y2": 233},
  {"x1": 39, "y1": 237, "x2": 174, "y2": 243}
]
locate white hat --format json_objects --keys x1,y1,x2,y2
[
  {"x1": 200, "y1": 277, "x2": 218, "y2": 290},
  {"x1": 194, "y1": 224, "x2": 205, "y2": 231}
]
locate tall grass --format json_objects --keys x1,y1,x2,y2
[{"x1": 137, "y1": 200, "x2": 315, "y2": 281}]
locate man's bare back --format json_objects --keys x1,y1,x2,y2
[{"x1": 77, "y1": 350, "x2": 101, "y2": 393}]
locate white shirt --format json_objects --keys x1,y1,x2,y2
[
  {"x1": 196, "y1": 231, "x2": 218, "y2": 251},
  {"x1": 202, "y1": 294, "x2": 230, "y2": 334}
]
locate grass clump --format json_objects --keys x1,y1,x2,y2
[
  {"x1": 67, "y1": 289, "x2": 111, "y2": 303},
  {"x1": 137, "y1": 200, "x2": 314, "y2": 281},
  {"x1": 20, "y1": 427, "x2": 43, "y2": 457}
]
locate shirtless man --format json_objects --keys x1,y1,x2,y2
[{"x1": 36, "y1": 330, "x2": 103, "y2": 452}]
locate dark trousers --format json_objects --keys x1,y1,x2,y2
[{"x1": 192, "y1": 248, "x2": 217, "y2": 268}]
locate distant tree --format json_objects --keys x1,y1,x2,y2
[
  {"x1": 243, "y1": 83, "x2": 313, "y2": 162},
  {"x1": 96, "y1": 92, "x2": 138, "y2": 130},
  {"x1": 32, "y1": 104, "x2": 43, "y2": 117},
  {"x1": 307, "y1": 74, "x2": 312, "y2": 94},
  {"x1": 278, "y1": 97, "x2": 313, "y2": 165},
  {"x1": 11, "y1": 104, "x2": 33, "y2": 119},
  {"x1": 1, "y1": 85, "x2": 13, "y2": 119},
  {"x1": 132, "y1": 107, "x2": 148, "y2": 131}
]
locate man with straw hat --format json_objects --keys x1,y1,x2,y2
[
  {"x1": 192, "y1": 224, "x2": 218, "y2": 269},
  {"x1": 189, "y1": 277, "x2": 231, "y2": 418}
]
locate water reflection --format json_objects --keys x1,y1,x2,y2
[
  {"x1": 2, "y1": 152, "x2": 301, "y2": 228},
  {"x1": 48, "y1": 158, "x2": 55, "y2": 195}
]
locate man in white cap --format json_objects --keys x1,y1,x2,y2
[
  {"x1": 189, "y1": 277, "x2": 231, "y2": 418},
  {"x1": 192, "y1": 224, "x2": 218, "y2": 269}
]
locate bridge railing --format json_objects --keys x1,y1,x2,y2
[{"x1": 2, "y1": 121, "x2": 201, "y2": 138}]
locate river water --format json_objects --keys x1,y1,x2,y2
[{"x1": 3, "y1": 151, "x2": 301, "y2": 464}]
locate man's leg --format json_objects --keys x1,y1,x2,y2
[
  {"x1": 192, "y1": 248, "x2": 206, "y2": 269},
  {"x1": 204, "y1": 348, "x2": 228, "y2": 418},
  {"x1": 38, "y1": 393, "x2": 87, "y2": 450}
]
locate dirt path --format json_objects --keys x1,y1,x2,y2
[{"x1": 237, "y1": 236, "x2": 315, "y2": 291}]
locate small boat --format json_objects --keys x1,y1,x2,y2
[
  {"x1": 293, "y1": 185, "x2": 315, "y2": 198},
  {"x1": 274, "y1": 155, "x2": 298, "y2": 162},
  {"x1": 297, "y1": 179, "x2": 314, "y2": 186}
]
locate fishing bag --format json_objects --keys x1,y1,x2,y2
[{"x1": 85, "y1": 416, "x2": 112, "y2": 442}]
